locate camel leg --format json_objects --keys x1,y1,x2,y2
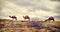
[
  {"x1": 29, "y1": 19, "x2": 30, "y2": 21},
  {"x1": 53, "y1": 19, "x2": 55, "y2": 21},
  {"x1": 15, "y1": 18, "x2": 17, "y2": 20},
  {"x1": 45, "y1": 20, "x2": 47, "y2": 22},
  {"x1": 48, "y1": 19, "x2": 50, "y2": 22}
]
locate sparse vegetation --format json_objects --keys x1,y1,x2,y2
[{"x1": 0, "y1": 19, "x2": 60, "y2": 32}]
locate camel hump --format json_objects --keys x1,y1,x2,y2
[
  {"x1": 49, "y1": 16, "x2": 54, "y2": 19},
  {"x1": 25, "y1": 15, "x2": 29, "y2": 17},
  {"x1": 23, "y1": 15, "x2": 29, "y2": 17},
  {"x1": 23, "y1": 15, "x2": 30, "y2": 19},
  {"x1": 9, "y1": 15, "x2": 16, "y2": 18}
]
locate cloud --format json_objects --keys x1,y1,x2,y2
[
  {"x1": 44, "y1": 15, "x2": 60, "y2": 18},
  {"x1": 8, "y1": 0, "x2": 40, "y2": 6},
  {"x1": 50, "y1": 0, "x2": 60, "y2": 2},
  {"x1": 25, "y1": 5, "x2": 51, "y2": 12},
  {"x1": 16, "y1": 2, "x2": 36, "y2": 6},
  {"x1": 51, "y1": 0, "x2": 60, "y2": 1},
  {"x1": 7, "y1": 0, "x2": 53, "y2": 12},
  {"x1": 54, "y1": 15, "x2": 60, "y2": 18},
  {"x1": 54, "y1": 4, "x2": 60, "y2": 10},
  {"x1": 0, "y1": 0, "x2": 60, "y2": 21},
  {"x1": 37, "y1": 6, "x2": 51, "y2": 11},
  {"x1": 52, "y1": 4, "x2": 60, "y2": 14},
  {"x1": 54, "y1": 15, "x2": 60, "y2": 21}
]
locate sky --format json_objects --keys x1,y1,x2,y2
[{"x1": 0, "y1": 0, "x2": 60, "y2": 21}]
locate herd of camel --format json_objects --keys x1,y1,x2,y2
[{"x1": 9, "y1": 15, "x2": 55, "y2": 22}]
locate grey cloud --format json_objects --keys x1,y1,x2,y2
[
  {"x1": 9, "y1": 0, "x2": 42, "y2": 7},
  {"x1": 55, "y1": 5, "x2": 60, "y2": 10},
  {"x1": 53, "y1": 4, "x2": 60, "y2": 14},
  {"x1": 28, "y1": 6, "x2": 51, "y2": 12},
  {"x1": 7, "y1": 0, "x2": 60, "y2": 14},
  {"x1": 43, "y1": 15, "x2": 60, "y2": 19},
  {"x1": 54, "y1": 10, "x2": 60, "y2": 14},
  {"x1": 9, "y1": 0, "x2": 37, "y2": 7},
  {"x1": 16, "y1": 2, "x2": 36, "y2": 6},
  {"x1": 8, "y1": 0, "x2": 51, "y2": 12},
  {"x1": 44, "y1": 16, "x2": 49, "y2": 18},
  {"x1": 44, "y1": 15, "x2": 60, "y2": 19},
  {"x1": 39, "y1": 6, "x2": 51, "y2": 11},
  {"x1": 54, "y1": 15, "x2": 60, "y2": 19},
  {"x1": 0, "y1": 12, "x2": 8, "y2": 17},
  {"x1": 8, "y1": 0, "x2": 19, "y2": 2},
  {"x1": 50, "y1": 0, "x2": 60, "y2": 2}
]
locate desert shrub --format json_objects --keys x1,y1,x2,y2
[
  {"x1": 8, "y1": 24, "x2": 23, "y2": 28},
  {"x1": 0, "y1": 30, "x2": 3, "y2": 32},
  {"x1": 46, "y1": 27, "x2": 52, "y2": 30},
  {"x1": 0, "y1": 24, "x2": 5, "y2": 29},
  {"x1": 27, "y1": 22, "x2": 43, "y2": 29},
  {"x1": 50, "y1": 30, "x2": 57, "y2": 32},
  {"x1": 52, "y1": 25, "x2": 60, "y2": 29},
  {"x1": 35, "y1": 30, "x2": 39, "y2": 32},
  {"x1": 20, "y1": 29, "x2": 25, "y2": 32},
  {"x1": 14, "y1": 24, "x2": 23, "y2": 27},
  {"x1": 45, "y1": 26, "x2": 52, "y2": 30},
  {"x1": 44, "y1": 25, "x2": 52, "y2": 30}
]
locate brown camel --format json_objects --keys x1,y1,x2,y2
[
  {"x1": 23, "y1": 15, "x2": 30, "y2": 21},
  {"x1": 45, "y1": 16, "x2": 55, "y2": 22},
  {"x1": 9, "y1": 16, "x2": 17, "y2": 20}
]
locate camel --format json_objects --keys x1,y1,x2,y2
[
  {"x1": 23, "y1": 15, "x2": 30, "y2": 21},
  {"x1": 9, "y1": 16, "x2": 17, "y2": 20},
  {"x1": 45, "y1": 16, "x2": 55, "y2": 22}
]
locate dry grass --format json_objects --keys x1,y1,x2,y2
[{"x1": 0, "y1": 19, "x2": 60, "y2": 32}]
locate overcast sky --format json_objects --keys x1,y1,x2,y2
[{"x1": 0, "y1": 0, "x2": 60, "y2": 21}]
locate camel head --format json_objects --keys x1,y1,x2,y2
[
  {"x1": 9, "y1": 16, "x2": 11, "y2": 17},
  {"x1": 23, "y1": 16, "x2": 25, "y2": 18}
]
